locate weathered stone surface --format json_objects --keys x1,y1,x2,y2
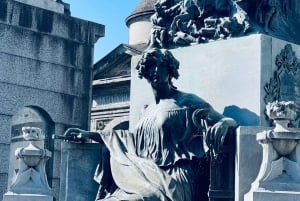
[
  {"x1": 0, "y1": 174, "x2": 8, "y2": 198},
  {"x1": 14, "y1": 0, "x2": 64, "y2": 13},
  {"x1": 0, "y1": 0, "x2": 104, "y2": 43},
  {"x1": 59, "y1": 142, "x2": 101, "y2": 201},
  {"x1": 0, "y1": 25, "x2": 92, "y2": 69},
  {"x1": 50, "y1": 150, "x2": 61, "y2": 178},
  {"x1": 50, "y1": 178, "x2": 60, "y2": 201},
  {"x1": 0, "y1": 53, "x2": 89, "y2": 97},
  {"x1": 0, "y1": 144, "x2": 10, "y2": 174},
  {"x1": 0, "y1": 115, "x2": 12, "y2": 145},
  {"x1": 235, "y1": 126, "x2": 265, "y2": 201},
  {"x1": 52, "y1": 123, "x2": 69, "y2": 151},
  {"x1": 0, "y1": 82, "x2": 89, "y2": 127}
]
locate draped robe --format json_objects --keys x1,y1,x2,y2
[{"x1": 96, "y1": 91, "x2": 210, "y2": 201}]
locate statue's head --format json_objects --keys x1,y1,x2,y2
[{"x1": 136, "y1": 48, "x2": 179, "y2": 88}]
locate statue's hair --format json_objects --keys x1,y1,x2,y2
[{"x1": 136, "y1": 48, "x2": 180, "y2": 83}]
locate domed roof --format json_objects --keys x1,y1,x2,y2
[{"x1": 125, "y1": 0, "x2": 156, "y2": 26}]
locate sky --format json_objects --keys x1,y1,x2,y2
[{"x1": 63, "y1": 0, "x2": 141, "y2": 62}]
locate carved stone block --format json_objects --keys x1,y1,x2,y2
[{"x1": 59, "y1": 142, "x2": 101, "y2": 201}]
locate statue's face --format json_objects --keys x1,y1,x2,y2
[{"x1": 146, "y1": 60, "x2": 169, "y2": 88}]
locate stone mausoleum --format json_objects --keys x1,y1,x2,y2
[
  {"x1": 0, "y1": 0, "x2": 104, "y2": 200},
  {"x1": 2, "y1": 0, "x2": 300, "y2": 201}
]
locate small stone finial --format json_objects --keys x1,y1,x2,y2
[{"x1": 22, "y1": 127, "x2": 45, "y2": 141}]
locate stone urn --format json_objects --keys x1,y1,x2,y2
[
  {"x1": 3, "y1": 127, "x2": 53, "y2": 201},
  {"x1": 265, "y1": 101, "x2": 300, "y2": 155},
  {"x1": 16, "y1": 127, "x2": 49, "y2": 167},
  {"x1": 245, "y1": 100, "x2": 300, "y2": 201}
]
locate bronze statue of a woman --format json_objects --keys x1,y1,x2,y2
[{"x1": 63, "y1": 48, "x2": 238, "y2": 201}]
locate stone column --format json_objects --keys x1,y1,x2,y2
[{"x1": 3, "y1": 127, "x2": 53, "y2": 201}]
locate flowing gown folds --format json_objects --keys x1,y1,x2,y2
[{"x1": 99, "y1": 92, "x2": 208, "y2": 201}]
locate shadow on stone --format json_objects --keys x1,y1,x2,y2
[{"x1": 223, "y1": 105, "x2": 260, "y2": 126}]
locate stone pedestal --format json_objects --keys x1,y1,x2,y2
[
  {"x1": 245, "y1": 137, "x2": 300, "y2": 201},
  {"x1": 245, "y1": 101, "x2": 300, "y2": 201},
  {"x1": 244, "y1": 144, "x2": 300, "y2": 201},
  {"x1": 3, "y1": 127, "x2": 53, "y2": 201},
  {"x1": 59, "y1": 142, "x2": 102, "y2": 201}
]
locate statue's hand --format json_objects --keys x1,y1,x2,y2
[
  {"x1": 206, "y1": 118, "x2": 238, "y2": 154},
  {"x1": 63, "y1": 128, "x2": 102, "y2": 143},
  {"x1": 63, "y1": 128, "x2": 91, "y2": 142}
]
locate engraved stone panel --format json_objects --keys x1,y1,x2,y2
[{"x1": 264, "y1": 44, "x2": 300, "y2": 126}]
